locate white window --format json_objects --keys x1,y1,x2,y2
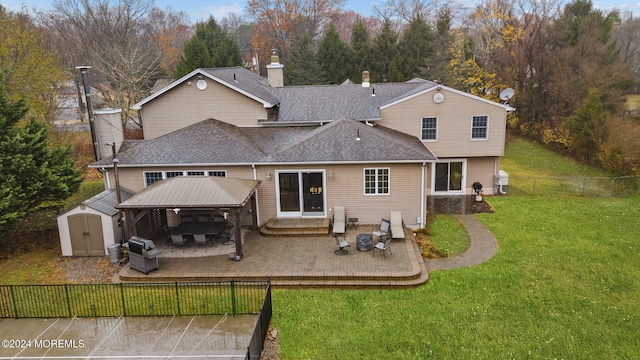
[
  {"x1": 165, "y1": 171, "x2": 183, "y2": 178},
  {"x1": 186, "y1": 171, "x2": 205, "y2": 176},
  {"x1": 364, "y1": 168, "x2": 390, "y2": 195},
  {"x1": 471, "y1": 115, "x2": 488, "y2": 140},
  {"x1": 208, "y1": 171, "x2": 227, "y2": 177},
  {"x1": 421, "y1": 117, "x2": 438, "y2": 141},
  {"x1": 144, "y1": 172, "x2": 163, "y2": 186}
]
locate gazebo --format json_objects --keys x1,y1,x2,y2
[{"x1": 116, "y1": 176, "x2": 261, "y2": 258}]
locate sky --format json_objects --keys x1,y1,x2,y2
[{"x1": 1, "y1": 0, "x2": 638, "y2": 23}]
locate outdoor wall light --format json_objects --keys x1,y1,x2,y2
[
  {"x1": 266, "y1": 172, "x2": 272, "y2": 180},
  {"x1": 329, "y1": 171, "x2": 334, "y2": 180},
  {"x1": 172, "y1": 208, "x2": 181, "y2": 214}
]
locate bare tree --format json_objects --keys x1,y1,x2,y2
[{"x1": 40, "y1": 0, "x2": 168, "y2": 128}]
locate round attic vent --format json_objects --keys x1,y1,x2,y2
[
  {"x1": 433, "y1": 92, "x2": 444, "y2": 104},
  {"x1": 196, "y1": 79, "x2": 207, "y2": 90}
]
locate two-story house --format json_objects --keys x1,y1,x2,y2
[{"x1": 68, "y1": 52, "x2": 512, "y2": 257}]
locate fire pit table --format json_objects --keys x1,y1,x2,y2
[{"x1": 356, "y1": 233, "x2": 373, "y2": 251}]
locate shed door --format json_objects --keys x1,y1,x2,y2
[{"x1": 68, "y1": 214, "x2": 105, "y2": 256}]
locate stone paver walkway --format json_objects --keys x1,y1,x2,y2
[{"x1": 425, "y1": 214, "x2": 499, "y2": 271}]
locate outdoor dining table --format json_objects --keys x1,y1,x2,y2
[{"x1": 170, "y1": 221, "x2": 227, "y2": 237}]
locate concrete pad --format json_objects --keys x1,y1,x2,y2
[{"x1": 0, "y1": 315, "x2": 257, "y2": 359}]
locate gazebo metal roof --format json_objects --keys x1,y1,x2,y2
[{"x1": 116, "y1": 176, "x2": 261, "y2": 209}]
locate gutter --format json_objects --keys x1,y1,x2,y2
[{"x1": 89, "y1": 159, "x2": 438, "y2": 168}]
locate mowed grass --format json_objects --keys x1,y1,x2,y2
[
  {"x1": 271, "y1": 138, "x2": 640, "y2": 359},
  {"x1": 428, "y1": 215, "x2": 470, "y2": 257}
]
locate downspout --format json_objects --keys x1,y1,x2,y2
[
  {"x1": 420, "y1": 162, "x2": 426, "y2": 228},
  {"x1": 104, "y1": 168, "x2": 111, "y2": 189},
  {"x1": 252, "y1": 164, "x2": 261, "y2": 225},
  {"x1": 496, "y1": 181, "x2": 508, "y2": 195}
]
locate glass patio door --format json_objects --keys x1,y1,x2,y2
[
  {"x1": 434, "y1": 161, "x2": 464, "y2": 192},
  {"x1": 277, "y1": 171, "x2": 325, "y2": 217}
]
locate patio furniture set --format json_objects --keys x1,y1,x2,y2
[
  {"x1": 169, "y1": 215, "x2": 234, "y2": 252},
  {"x1": 332, "y1": 206, "x2": 405, "y2": 258}
]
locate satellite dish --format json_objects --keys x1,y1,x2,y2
[{"x1": 499, "y1": 88, "x2": 514, "y2": 101}]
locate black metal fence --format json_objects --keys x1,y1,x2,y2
[
  {"x1": 245, "y1": 282, "x2": 272, "y2": 360},
  {"x1": 0, "y1": 280, "x2": 270, "y2": 318}
]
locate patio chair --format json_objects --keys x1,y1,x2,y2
[
  {"x1": 221, "y1": 225, "x2": 235, "y2": 245},
  {"x1": 334, "y1": 234, "x2": 351, "y2": 255},
  {"x1": 372, "y1": 218, "x2": 390, "y2": 241},
  {"x1": 170, "y1": 234, "x2": 188, "y2": 252},
  {"x1": 193, "y1": 233, "x2": 208, "y2": 252},
  {"x1": 390, "y1": 211, "x2": 406, "y2": 240},
  {"x1": 332, "y1": 206, "x2": 346, "y2": 239},
  {"x1": 373, "y1": 237, "x2": 392, "y2": 258}
]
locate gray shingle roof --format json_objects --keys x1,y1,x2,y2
[
  {"x1": 91, "y1": 118, "x2": 436, "y2": 167},
  {"x1": 202, "y1": 67, "x2": 280, "y2": 106},
  {"x1": 82, "y1": 187, "x2": 134, "y2": 216},
  {"x1": 267, "y1": 81, "x2": 434, "y2": 122}
]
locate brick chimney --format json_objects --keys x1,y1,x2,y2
[{"x1": 266, "y1": 49, "x2": 284, "y2": 87}]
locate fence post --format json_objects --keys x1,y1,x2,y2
[
  {"x1": 533, "y1": 177, "x2": 537, "y2": 195},
  {"x1": 231, "y1": 281, "x2": 237, "y2": 316},
  {"x1": 9, "y1": 285, "x2": 18, "y2": 318},
  {"x1": 175, "y1": 282, "x2": 181, "y2": 315},
  {"x1": 64, "y1": 284, "x2": 73, "y2": 317},
  {"x1": 582, "y1": 177, "x2": 587, "y2": 196},
  {"x1": 611, "y1": 177, "x2": 616, "y2": 197},
  {"x1": 120, "y1": 283, "x2": 126, "y2": 317}
]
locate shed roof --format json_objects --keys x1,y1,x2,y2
[
  {"x1": 116, "y1": 176, "x2": 260, "y2": 209},
  {"x1": 81, "y1": 187, "x2": 134, "y2": 216}
]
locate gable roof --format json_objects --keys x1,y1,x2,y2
[
  {"x1": 90, "y1": 118, "x2": 436, "y2": 168},
  {"x1": 132, "y1": 67, "x2": 512, "y2": 123},
  {"x1": 132, "y1": 67, "x2": 279, "y2": 110}
]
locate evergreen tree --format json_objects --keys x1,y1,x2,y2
[
  {"x1": 371, "y1": 20, "x2": 400, "y2": 82},
  {"x1": 0, "y1": 74, "x2": 83, "y2": 234},
  {"x1": 317, "y1": 23, "x2": 351, "y2": 84},
  {"x1": 285, "y1": 35, "x2": 327, "y2": 85},
  {"x1": 396, "y1": 16, "x2": 434, "y2": 81},
  {"x1": 348, "y1": 21, "x2": 372, "y2": 83},
  {"x1": 173, "y1": 17, "x2": 243, "y2": 78},
  {"x1": 422, "y1": 8, "x2": 454, "y2": 84}
]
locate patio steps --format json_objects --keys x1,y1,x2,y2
[{"x1": 260, "y1": 217, "x2": 331, "y2": 237}]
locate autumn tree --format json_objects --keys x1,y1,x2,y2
[
  {"x1": 173, "y1": 17, "x2": 243, "y2": 79},
  {"x1": 0, "y1": 73, "x2": 83, "y2": 235},
  {"x1": 317, "y1": 23, "x2": 351, "y2": 84},
  {"x1": 285, "y1": 35, "x2": 327, "y2": 85},
  {"x1": 247, "y1": 0, "x2": 345, "y2": 72},
  {"x1": 0, "y1": 6, "x2": 64, "y2": 123},
  {"x1": 146, "y1": 7, "x2": 192, "y2": 77}
]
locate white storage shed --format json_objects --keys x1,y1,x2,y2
[{"x1": 57, "y1": 188, "x2": 133, "y2": 256}]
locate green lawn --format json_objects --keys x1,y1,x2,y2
[{"x1": 271, "y1": 138, "x2": 640, "y2": 359}]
